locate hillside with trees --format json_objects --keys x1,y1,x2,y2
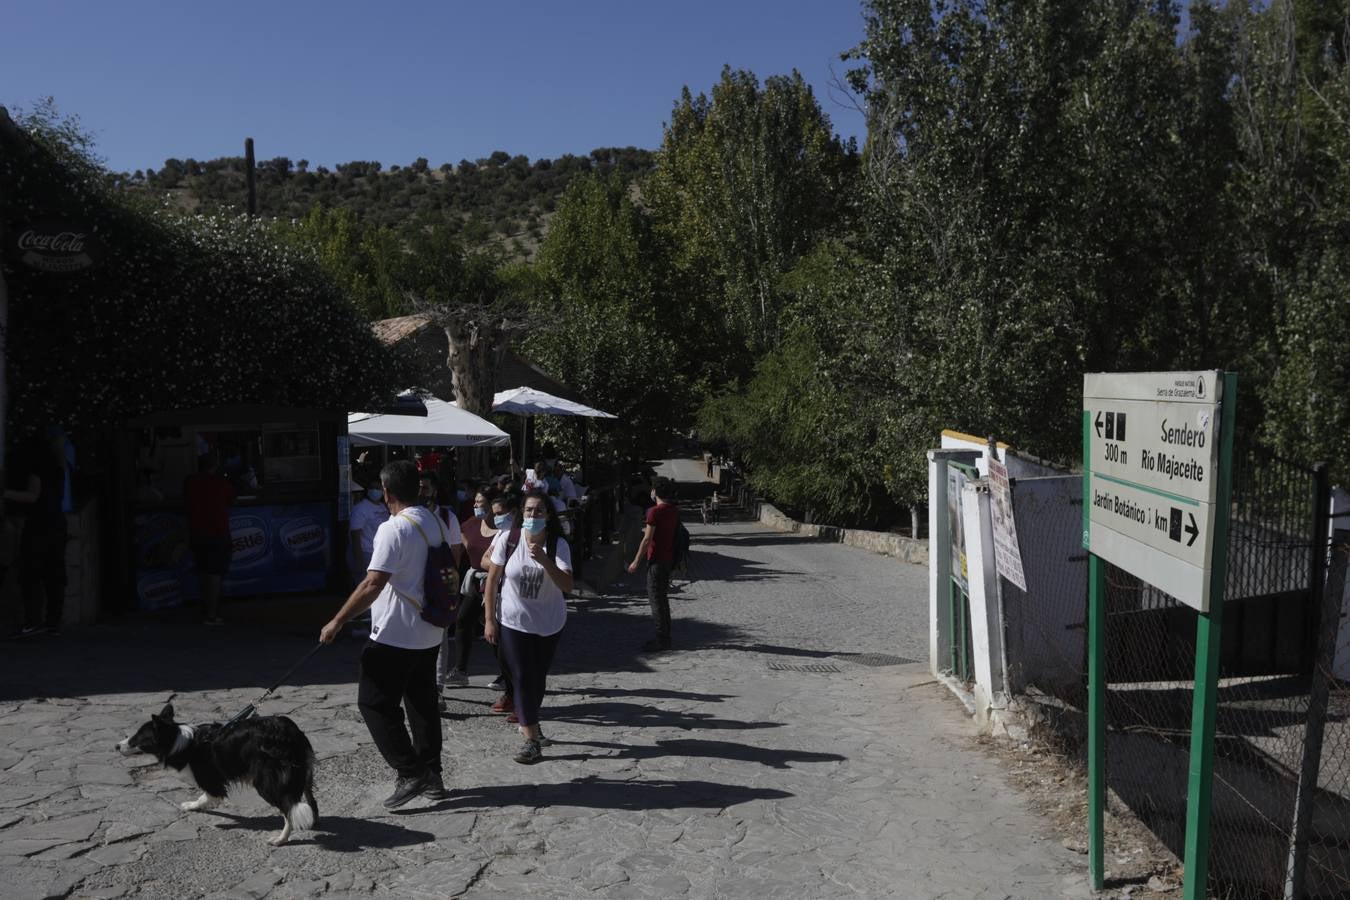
[{"x1": 112, "y1": 146, "x2": 655, "y2": 256}]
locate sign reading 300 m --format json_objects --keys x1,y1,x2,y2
[{"x1": 1082, "y1": 371, "x2": 1222, "y2": 611}]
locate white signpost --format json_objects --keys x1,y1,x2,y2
[
  {"x1": 1082, "y1": 370, "x2": 1237, "y2": 900},
  {"x1": 1082, "y1": 371, "x2": 1223, "y2": 612}
]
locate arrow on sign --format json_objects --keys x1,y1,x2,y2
[
  {"x1": 1095, "y1": 411, "x2": 1103, "y2": 438},
  {"x1": 1185, "y1": 513, "x2": 1199, "y2": 547}
]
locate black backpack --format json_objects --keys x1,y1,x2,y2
[
  {"x1": 398, "y1": 512, "x2": 460, "y2": 628},
  {"x1": 673, "y1": 523, "x2": 691, "y2": 569}
]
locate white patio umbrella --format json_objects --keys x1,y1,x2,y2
[
  {"x1": 492, "y1": 387, "x2": 617, "y2": 420},
  {"x1": 349, "y1": 392, "x2": 510, "y2": 447},
  {"x1": 492, "y1": 387, "x2": 616, "y2": 472}
]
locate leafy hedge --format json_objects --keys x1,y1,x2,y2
[{"x1": 1, "y1": 112, "x2": 405, "y2": 436}]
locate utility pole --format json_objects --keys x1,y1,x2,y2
[{"x1": 244, "y1": 137, "x2": 257, "y2": 216}]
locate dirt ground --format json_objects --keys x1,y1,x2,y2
[{"x1": 977, "y1": 732, "x2": 1186, "y2": 899}]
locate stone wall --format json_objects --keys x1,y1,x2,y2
[{"x1": 753, "y1": 500, "x2": 928, "y2": 566}]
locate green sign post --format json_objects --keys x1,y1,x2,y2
[{"x1": 1081, "y1": 371, "x2": 1236, "y2": 897}]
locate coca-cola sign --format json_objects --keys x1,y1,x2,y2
[{"x1": 12, "y1": 223, "x2": 102, "y2": 272}]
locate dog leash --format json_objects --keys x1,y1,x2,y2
[{"x1": 223, "y1": 643, "x2": 326, "y2": 729}]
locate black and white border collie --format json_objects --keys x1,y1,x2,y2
[{"x1": 116, "y1": 703, "x2": 317, "y2": 846}]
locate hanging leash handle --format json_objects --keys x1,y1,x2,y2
[{"x1": 223, "y1": 642, "x2": 326, "y2": 729}]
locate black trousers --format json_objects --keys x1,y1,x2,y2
[
  {"x1": 357, "y1": 641, "x2": 442, "y2": 779},
  {"x1": 646, "y1": 561, "x2": 671, "y2": 641},
  {"x1": 20, "y1": 518, "x2": 67, "y2": 630},
  {"x1": 453, "y1": 571, "x2": 484, "y2": 672},
  {"x1": 500, "y1": 625, "x2": 562, "y2": 727}
]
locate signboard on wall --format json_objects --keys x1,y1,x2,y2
[
  {"x1": 134, "y1": 502, "x2": 332, "y2": 609},
  {"x1": 988, "y1": 457, "x2": 1028, "y2": 591},
  {"x1": 1082, "y1": 371, "x2": 1223, "y2": 611}
]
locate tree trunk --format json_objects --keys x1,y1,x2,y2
[{"x1": 444, "y1": 320, "x2": 507, "y2": 481}]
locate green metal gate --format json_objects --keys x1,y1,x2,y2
[{"x1": 948, "y1": 461, "x2": 977, "y2": 683}]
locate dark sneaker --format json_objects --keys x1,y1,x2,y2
[
  {"x1": 513, "y1": 739, "x2": 543, "y2": 765},
  {"x1": 423, "y1": 771, "x2": 449, "y2": 801},
  {"x1": 444, "y1": 670, "x2": 469, "y2": 687},
  {"x1": 487, "y1": 676, "x2": 507, "y2": 691},
  {"x1": 537, "y1": 732, "x2": 554, "y2": 748},
  {"x1": 382, "y1": 773, "x2": 432, "y2": 809}
]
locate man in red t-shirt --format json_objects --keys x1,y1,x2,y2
[
  {"x1": 183, "y1": 455, "x2": 236, "y2": 625},
  {"x1": 628, "y1": 476, "x2": 679, "y2": 651}
]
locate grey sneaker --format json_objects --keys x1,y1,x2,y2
[
  {"x1": 423, "y1": 771, "x2": 449, "y2": 801},
  {"x1": 444, "y1": 669, "x2": 469, "y2": 687},
  {"x1": 513, "y1": 739, "x2": 543, "y2": 765},
  {"x1": 537, "y1": 732, "x2": 554, "y2": 748},
  {"x1": 382, "y1": 772, "x2": 432, "y2": 809}
]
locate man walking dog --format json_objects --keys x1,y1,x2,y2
[{"x1": 320, "y1": 460, "x2": 448, "y2": 809}]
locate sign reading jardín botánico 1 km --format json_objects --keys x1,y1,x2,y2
[{"x1": 1082, "y1": 371, "x2": 1223, "y2": 611}]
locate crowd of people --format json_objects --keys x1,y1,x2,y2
[{"x1": 318, "y1": 449, "x2": 690, "y2": 809}]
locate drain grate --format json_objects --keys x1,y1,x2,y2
[
  {"x1": 835, "y1": 653, "x2": 916, "y2": 667},
  {"x1": 767, "y1": 662, "x2": 842, "y2": 673}
]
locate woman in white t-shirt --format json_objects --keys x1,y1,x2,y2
[{"x1": 484, "y1": 489, "x2": 572, "y2": 764}]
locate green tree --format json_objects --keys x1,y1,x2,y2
[
  {"x1": 526, "y1": 174, "x2": 684, "y2": 460},
  {"x1": 646, "y1": 67, "x2": 854, "y2": 366},
  {"x1": 843, "y1": 0, "x2": 1242, "y2": 478}
]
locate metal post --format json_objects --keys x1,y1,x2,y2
[
  {"x1": 1084, "y1": 406, "x2": 1106, "y2": 891},
  {"x1": 1284, "y1": 465, "x2": 1339, "y2": 900},
  {"x1": 1182, "y1": 372, "x2": 1238, "y2": 900},
  {"x1": 1088, "y1": 553, "x2": 1107, "y2": 891},
  {"x1": 244, "y1": 138, "x2": 257, "y2": 216}
]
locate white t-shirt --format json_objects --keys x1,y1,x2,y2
[
  {"x1": 366, "y1": 506, "x2": 458, "y2": 650},
  {"x1": 559, "y1": 473, "x2": 578, "y2": 500},
  {"x1": 349, "y1": 498, "x2": 388, "y2": 555},
  {"x1": 490, "y1": 530, "x2": 571, "y2": 637}
]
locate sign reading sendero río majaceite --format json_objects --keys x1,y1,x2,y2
[{"x1": 1082, "y1": 371, "x2": 1223, "y2": 611}]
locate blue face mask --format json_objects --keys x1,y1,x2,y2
[
  {"x1": 521, "y1": 517, "x2": 547, "y2": 535},
  {"x1": 474, "y1": 506, "x2": 488, "y2": 519},
  {"x1": 493, "y1": 513, "x2": 512, "y2": 529},
  {"x1": 367, "y1": 488, "x2": 383, "y2": 502}
]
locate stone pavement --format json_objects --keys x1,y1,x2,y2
[{"x1": 0, "y1": 477, "x2": 1093, "y2": 899}]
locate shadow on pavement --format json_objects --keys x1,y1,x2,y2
[
  {"x1": 551, "y1": 687, "x2": 734, "y2": 703},
  {"x1": 547, "y1": 699, "x2": 783, "y2": 731},
  {"x1": 703, "y1": 642, "x2": 843, "y2": 660},
  {"x1": 546, "y1": 737, "x2": 846, "y2": 769},
  {"x1": 695, "y1": 534, "x2": 839, "y2": 548},
  {"x1": 0, "y1": 624, "x2": 365, "y2": 702},
  {"x1": 409, "y1": 776, "x2": 793, "y2": 813},
  {"x1": 208, "y1": 811, "x2": 435, "y2": 851}
]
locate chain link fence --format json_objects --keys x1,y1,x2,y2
[{"x1": 1007, "y1": 449, "x2": 1349, "y2": 898}]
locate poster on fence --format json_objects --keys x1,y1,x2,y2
[
  {"x1": 947, "y1": 467, "x2": 969, "y2": 591},
  {"x1": 988, "y1": 457, "x2": 1027, "y2": 590}
]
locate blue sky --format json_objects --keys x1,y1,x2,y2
[{"x1": 2, "y1": 1, "x2": 869, "y2": 174}]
